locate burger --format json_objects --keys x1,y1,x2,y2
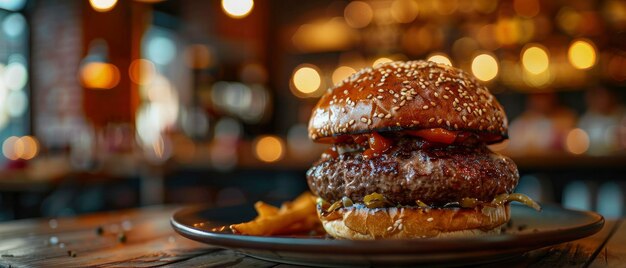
[{"x1": 306, "y1": 60, "x2": 540, "y2": 240}]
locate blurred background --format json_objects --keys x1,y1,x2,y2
[{"x1": 0, "y1": 0, "x2": 625, "y2": 221}]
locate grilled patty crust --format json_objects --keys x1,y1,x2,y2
[{"x1": 306, "y1": 137, "x2": 519, "y2": 206}]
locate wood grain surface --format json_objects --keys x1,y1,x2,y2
[{"x1": 0, "y1": 206, "x2": 621, "y2": 267}]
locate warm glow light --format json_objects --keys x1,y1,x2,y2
[
  {"x1": 254, "y1": 136, "x2": 284, "y2": 163},
  {"x1": 427, "y1": 53, "x2": 452, "y2": 66},
  {"x1": 80, "y1": 62, "x2": 120, "y2": 89},
  {"x1": 344, "y1": 1, "x2": 373, "y2": 28},
  {"x1": 129, "y1": 59, "x2": 156, "y2": 86},
  {"x1": 565, "y1": 128, "x2": 590, "y2": 155},
  {"x1": 390, "y1": 0, "x2": 419, "y2": 23},
  {"x1": 292, "y1": 65, "x2": 321, "y2": 94},
  {"x1": 522, "y1": 45, "x2": 549, "y2": 75},
  {"x1": 2, "y1": 136, "x2": 21, "y2": 160},
  {"x1": 372, "y1": 57, "x2": 393, "y2": 67},
  {"x1": 471, "y1": 53, "x2": 499, "y2": 82},
  {"x1": 568, "y1": 40, "x2": 597, "y2": 70},
  {"x1": 221, "y1": 0, "x2": 254, "y2": 19},
  {"x1": 332, "y1": 66, "x2": 356, "y2": 85},
  {"x1": 19, "y1": 136, "x2": 38, "y2": 160},
  {"x1": 89, "y1": 0, "x2": 117, "y2": 12}
]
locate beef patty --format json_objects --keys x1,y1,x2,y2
[{"x1": 306, "y1": 137, "x2": 519, "y2": 206}]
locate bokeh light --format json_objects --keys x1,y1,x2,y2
[
  {"x1": 292, "y1": 65, "x2": 321, "y2": 95},
  {"x1": 89, "y1": 0, "x2": 117, "y2": 12},
  {"x1": 565, "y1": 128, "x2": 590, "y2": 155},
  {"x1": 2, "y1": 13, "x2": 26, "y2": 38},
  {"x1": 2, "y1": 136, "x2": 21, "y2": 160},
  {"x1": 4, "y1": 60, "x2": 27, "y2": 91},
  {"x1": 6, "y1": 90, "x2": 27, "y2": 117},
  {"x1": 80, "y1": 62, "x2": 120, "y2": 90},
  {"x1": 331, "y1": 66, "x2": 356, "y2": 85},
  {"x1": 146, "y1": 36, "x2": 176, "y2": 65},
  {"x1": 254, "y1": 135, "x2": 285, "y2": 163},
  {"x1": 344, "y1": 1, "x2": 373, "y2": 28},
  {"x1": 568, "y1": 40, "x2": 597, "y2": 70},
  {"x1": 221, "y1": 0, "x2": 254, "y2": 19},
  {"x1": 556, "y1": 7, "x2": 581, "y2": 35},
  {"x1": 372, "y1": 57, "x2": 392, "y2": 67},
  {"x1": 390, "y1": 0, "x2": 419, "y2": 23},
  {"x1": 129, "y1": 59, "x2": 156, "y2": 86},
  {"x1": 0, "y1": 0, "x2": 27, "y2": 11},
  {"x1": 522, "y1": 45, "x2": 549, "y2": 74},
  {"x1": 471, "y1": 53, "x2": 499, "y2": 82},
  {"x1": 427, "y1": 53, "x2": 452, "y2": 66},
  {"x1": 19, "y1": 136, "x2": 38, "y2": 160}
]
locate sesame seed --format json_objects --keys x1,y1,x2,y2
[
  {"x1": 446, "y1": 121, "x2": 451, "y2": 127},
  {"x1": 343, "y1": 90, "x2": 348, "y2": 95},
  {"x1": 430, "y1": 101, "x2": 436, "y2": 106},
  {"x1": 377, "y1": 113, "x2": 384, "y2": 118},
  {"x1": 434, "y1": 92, "x2": 439, "y2": 97},
  {"x1": 443, "y1": 95, "x2": 449, "y2": 99},
  {"x1": 423, "y1": 105, "x2": 429, "y2": 110},
  {"x1": 360, "y1": 117, "x2": 367, "y2": 123},
  {"x1": 378, "y1": 89, "x2": 384, "y2": 93},
  {"x1": 385, "y1": 114, "x2": 392, "y2": 119},
  {"x1": 376, "y1": 95, "x2": 383, "y2": 99},
  {"x1": 406, "y1": 96, "x2": 413, "y2": 101},
  {"x1": 428, "y1": 118, "x2": 435, "y2": 123},
  {"x1": 392, "y1": 106, "x2": 400, "y2": 111},
  {"x1": 467, "y1": 107, "x2": 471, "y2": 113},
  {"x1": 437, "y1": 119, "x2": 443, "y2": 124},
  {"x1": 349, "y1": 120, "x2": 355, "y2": 125},
  {"x1": 462, "y1": 115, "x2": 467, "y2": 122}
]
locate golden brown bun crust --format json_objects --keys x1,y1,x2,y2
[
  {"x1": 308, "y1": 61, "x2": 508, "y2": 143},
  {"x1": 318, "y1": 204, "x2": 510, "y2": 240}
]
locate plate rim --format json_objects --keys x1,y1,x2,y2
[{"x1": 171, "y1": 204, "x2": 605, "y2": 255}]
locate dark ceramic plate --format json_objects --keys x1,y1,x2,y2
[{"x1": 171, "y1": 204, "x2": 603, "y2": 267}]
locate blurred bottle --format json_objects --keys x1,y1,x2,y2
[{"x1": 578, "y1": 86, "x2": 625, "y2": 155}]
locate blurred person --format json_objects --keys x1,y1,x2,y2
[
  {"x1": 578, "y1": 86, "x2": 625, "y2": 155},
  {"x1": 508, "y1": 92, "x2": 577, "y2": 155}
]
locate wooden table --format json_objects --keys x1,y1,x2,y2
[{"x1": 0, "y1": 206, "x2": 623, "y2": 267}]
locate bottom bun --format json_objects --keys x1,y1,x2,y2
[{"x1": 318, "y1": 204, "x2": 510, "y2": 240}]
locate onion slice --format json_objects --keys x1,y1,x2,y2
[{"x1": 492, "y1": 193, "x2": 541, "y2": 211}]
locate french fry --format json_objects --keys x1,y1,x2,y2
[
  {"x1": 254, "y1": 201, "x2": 279, "y2": 218},
  {"x1": 230, "y1": 192, "x2": 321, "y2": 236}
]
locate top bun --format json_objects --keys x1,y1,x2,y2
[{"x1": 308, "y1": 61, "x2": 508, "y2": 143}]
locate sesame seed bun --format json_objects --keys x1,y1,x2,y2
[
  {"x1": 308, "y1": 61, "x2": 508, "y2": 143},
  {"x1": 318, "y1": 204, "x2": 510, "y2": 240}
]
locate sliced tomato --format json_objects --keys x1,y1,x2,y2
[{"x1": 406, "y1": 128, "x2": 457, "y2": 144}]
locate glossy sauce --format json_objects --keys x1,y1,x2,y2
[
  {"x1": 322, "y1": 128, "x2": 502, "y2": 159},
  {"x1": 363, "y1": 132, "x2": 393, "y2": 159}
]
